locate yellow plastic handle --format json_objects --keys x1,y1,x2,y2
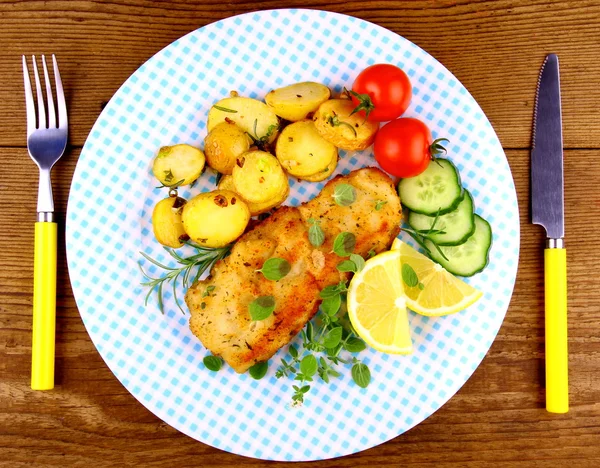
[
  {"x1": 545, "y1": 247, "x2": 568, "y2": 413},
  {"x1": 31, "y1": 222, "x2": 57, "y2": 390}
]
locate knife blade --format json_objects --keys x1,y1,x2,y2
[
  {"x1": 532, "y1": 54, "x2": 564, "y2": 239},
  {"x1": 531, "y1": 53, "x2": 569, "y2": 414}
]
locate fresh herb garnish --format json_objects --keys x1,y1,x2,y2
[
  {"x1": 326, "y1": 113, "x2": 357, "y2": 137},
  {"x1": 308, "y1": 218, "x2": 325, "y2": 247},
  {"x1": 257, "y1": 257, "x2": 291, "y2": 281},
  {"x1": 374, "y1": 200, "x2": 388, "y2": 211},
  {"x1": 249, "y1": 295, "x2": 276, "y2": 321},
  {"x1": 247, "y1": 119, "x2": 280, "y2": 151},
  {"x1": 351, "y1": 359, "x2": 371, "y2": 388},
  {"x1": 202, "y1": 285, "x2": 216, "y2": 297},
  {"x1": 203, "y1": 355, "x2": 223, "y2": 372},
  {"x1": 349, "y1": 253, "x2": 365, "y2": 272},
  {"x1": 249, "y1": 361, "x2": 269, "y2": 380},
  {"x1": 332, "y1": 183, "x2": 356, "y2": 206},
  {"x1": 276, "y1": 279, "x2": 371, "y2": 406},
  {"x1": 332, "y1": 232, "x2": 356, "y2": 257},
  {"x1": 139, "y1": 241, "x2": 231, "y2": 314},
  {"x1": 213, "y1": 104, "x2": 238, "y2": 113},
  {"x1": 402, "y1": 210, "x2": 449, "y2": 261}
]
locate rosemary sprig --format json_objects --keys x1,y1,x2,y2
[
  {"x1": 402, "y1": 209, "x2": 449, "y2": 261},
  {"x1": 139, "y1": 240, "x2": 232, "y2": 314}
]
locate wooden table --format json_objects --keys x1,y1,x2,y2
[{"x1": 1, "y1": 1, "x2": 599, "y2": 466}]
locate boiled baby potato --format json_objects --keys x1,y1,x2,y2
[
  {"x1": 182, "y1": 190, "x2": 250, "y2": 248},
  {"x1": 232, "y1": 151, "x2": 289, "y2": 204},
  {"x1": 204, "y1": 121, "x2": 252, "y2": 175},
  {"x1": 152, "y1": 144, "x2": 205, "y2": 187},
  {"x1": 275, "y1": 120, "x2": 338, "y2": 177},
  {"x1": 300, "y1": 153, "x2": 338, "y2": 182},
  {"x1": 265, "y1": 82, "x2": 331, "y2": 122},
  {"x1": 207, "y1": 97, "x2": 280, "y2": 143},
  {"x1": 152, "y1": 196, "x2": 188, "y2": 248},
  {"x1": 313, "y1": 99, "x2": 379, "y2": 151},
  {"x1": 218, "y1": 175, "x2": 288, "y2": 216}
]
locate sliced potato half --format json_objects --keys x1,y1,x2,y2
[
  {"x1": 265, "y1": 82, "x2": 331, "y2": 121},
  {"x1": 218, "y1": 174, "x2": 288, "y2": 216},
  {"x1": 232, "y1": 150, "x2": 289, "y2": 204},
  {"x1": 299, "y1": 153, "x2": 338, "y2": 182},
  {"x1": 207, "y1": 97, "x2": 280, "y2": 143},
  {"x1": 276, "y1": 120, "x2": 338, "y2": 177},
  {"x1": 313, "y1": 99, "x2": 379, "y2": 151}
]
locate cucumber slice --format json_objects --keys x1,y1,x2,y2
[
  {"x1": 408, "y1": 191, "x2": 475, "y2": 246},
  {"x1": 425, "y1": 215, "x2": 492, "y2": 277},
  {"x1": 398, "y1": 159, "x2": 463, "y2": 215}
]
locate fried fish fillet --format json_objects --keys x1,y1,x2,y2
[{"x1": 185, "y1": 167, "x2": 402, "y2": 372}]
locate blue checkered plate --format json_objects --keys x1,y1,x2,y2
[{"x1": 66, "y1": 9, "x2": 519, "y2": 461}]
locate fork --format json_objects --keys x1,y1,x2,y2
[{"x1": 22, "y1": 55, "x2": 68, "y2": 390}]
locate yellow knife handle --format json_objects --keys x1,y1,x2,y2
[
  {"x1": 545, "y1": 246, "x2": 568, "y2": 413},
  {"x1": 31, "y1": 221, "x2": 57, "y2": 390}
]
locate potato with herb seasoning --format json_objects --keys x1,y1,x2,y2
[
  {"x1": 207, "y1": 96, "x2": 280, "y2": 143},
  {"x1": 300, "y1": 153, "x2": 338, "y2": 182},
  {"x1": 313, "y1": 99, "x2": 379, "y2": 151},
  {"x1": 275, "y1": 120, "x2": 338, "y2": 179},
  {"x1": 152, "y1": 144, "x2": 206, "y2": 187},
  {"x1": 218, "y1": 175, "x2": 288, "y2": 216},
  {"x1": 265, "y1": 82, "x2": 331, "y2": 121},
  {"x1": 152, "y1": 196, "x2": 188, "y2": 248},
  {"x1": 204, "y1": 120, "x2": 252, "y2": 175},
  {"x1": 182, "y1": 190, "x2": 250, "y2": 248},
  {"x1": 232, "y1": 151, "x2": 289, "y2": 204}
]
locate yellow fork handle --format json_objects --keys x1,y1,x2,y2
[
  {"x1": 545, "y1": 247, "x2": 569, "y2": 413},
  {"x1": 31, "y1": 222, "x2": 57, "y2": 390}
]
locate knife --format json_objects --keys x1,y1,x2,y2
[{"x1": 531, "y1": 53, "x2": 568, "y2": 414}]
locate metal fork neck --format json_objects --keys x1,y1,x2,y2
[{"x1": 36, "y1": 167, "x2": 55, "y2": 216}]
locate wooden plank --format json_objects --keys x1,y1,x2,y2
[
  {"x1": 1, "y1": 0, "x2": 599, "y2": 148},
  {"x1": 1, "y1": 146, "x2": 599, "y2": 465}
]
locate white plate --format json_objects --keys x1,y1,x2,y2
[{"x1": 66, "y1": 9, "x2": 519, "y2": 461}]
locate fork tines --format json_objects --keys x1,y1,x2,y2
[{"x1": 22, "y1": 55, "x2": 68, "y2": 136}]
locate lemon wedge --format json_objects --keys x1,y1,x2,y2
[
  {"x1": 391, "y1": 238, "x2": 482, "y2": 316},
  {"x1": 347, "y1": 250, "x2": 413, "y2": 354}
]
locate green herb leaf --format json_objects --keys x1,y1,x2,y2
[
  {"x1": 213, "y1": 104, "x2": 238, "y2": 113},
  {"x1": 323, "y1": 327, "x2": 343, "y2": 349},
  {"x1": 374, "y1": 200, "x2": 388, "y2": 211},
  {"x1": 367, "y1": 249, "x2": 376, "y2": 259},
  {"x1": 202, "y1": 285, "x2": 216, "y2": 297},
  {"x1": 300, "y1": 355, "x2": 318, "y2": 377},
  {"x1": 351, "y1": 362, "x2": 371, "y2": 388},
  {"x1": 289, "y1": 344, "x2": 299, "y2": 359},
  {"x1": 203, "y1": 355, "x2": 223, "y2": 372},
  {"x1": 344, "y1": 337, "x2": 367, "y2": 353},
  {"x1": 349, "y1": 253, "x2": 365, "y2": 272},
  {"x1": 319, "y1": 281, "x2": 348, "y2": 299},
  {"x1": 333, "y1": 232, "x2": 356, "y2": 257},
  {"x1": 249, "y1": 361, "x2": 269, "y2": 380},
  {"x1": 307, "y1": 218, "x2": 325, "y2": 247},
  {"x1": 418, "y1": 283, "x2": 425, "y2": 290},
  {"x1": 332, "y1": 184, "x2": 357, "y2": 207},
  {"x1": 401, "y1": 263, "x2": 419, "y2": 288},
  {"x1": 336, "y1": 259, "x2": 357, "y2": 273},
  {"x1": 249, "y1": 295, "x2": 276, "y2": 321},
  {"x1": 321, "y1": 294, "x2": 341, "y2": 316},
  {"x1": 257, "y1": 257, "x2": 291, "y2": 281}
]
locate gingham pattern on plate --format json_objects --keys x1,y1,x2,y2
[{"x1": 66, "y1": 9, "x2": 519, "y2": 462}]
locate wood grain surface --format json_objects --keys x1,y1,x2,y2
[{"x1": 1, "y1": 1, "x2": 600, "y2": 467}]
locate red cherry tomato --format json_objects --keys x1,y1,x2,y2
[
  {"x1": 351, "y1": 64, "x2": 412, "y2": 122},
  {"x1": 374, "y1": 118, "x2": 442, "y2": 178}
]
